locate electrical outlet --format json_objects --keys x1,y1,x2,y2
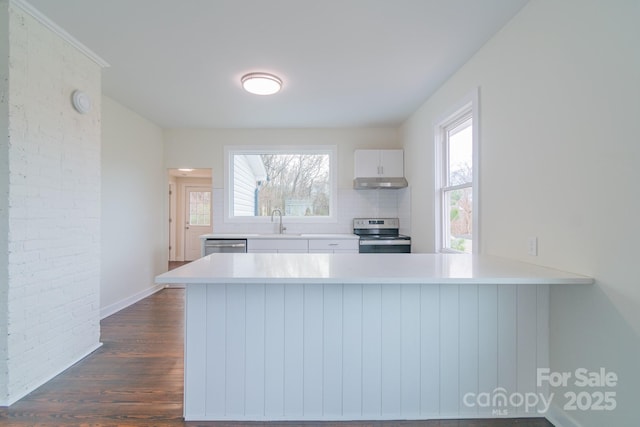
[{"x1": 528, "y1": 237, "x2": 538, "y2": 256}]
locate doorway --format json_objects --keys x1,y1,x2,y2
[{"x1": 168, "y1": 169, "x2": 213, "y2": 262}]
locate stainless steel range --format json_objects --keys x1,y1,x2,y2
[{"x1": 353, "y1": 218, "x2": 411, "y2": 253}]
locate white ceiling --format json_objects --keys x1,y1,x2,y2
[{"x1": 27, "y1": 0, "x2": 528, "y2": 129}]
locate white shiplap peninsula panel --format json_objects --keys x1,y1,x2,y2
[
  {"x1": 264, "y1": 283, "x2": 285, "y2": 417},
  {"x1": 184, "y1": 282, "x2": 550, "y2": 421}
]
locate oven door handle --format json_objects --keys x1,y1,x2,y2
[{"x1": 359, "y1": 240, "x2": 411, "y2": 246}]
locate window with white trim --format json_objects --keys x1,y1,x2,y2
[
  {"x1": 435, "y1": 91, "x2": 478, "y2": 253},
  {"x1": 188, "y1": 191, "x2": 211, "y2": 226},
  {"x1": 225, "y1": 145, "x2": 337, "y2": 223}
]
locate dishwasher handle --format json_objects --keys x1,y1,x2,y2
[{"x1": 205, "y1": 243, "x2": 246, "y2": 248}]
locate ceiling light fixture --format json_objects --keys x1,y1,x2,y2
[
  {"x1": 241, "y1": 72, "x2": 282, "y2": 95},
  {"x1": 178, "y1": 168, "x2": 194, "y2": 172}
]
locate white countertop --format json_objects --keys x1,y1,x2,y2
[
  {"x1": 199, "y1": 233, "x2": 359, "y2": 240},
  {"x1": 156, "y1": 253, "x2": 593, "y2": 285}
]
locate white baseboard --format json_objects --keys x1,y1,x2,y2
[
  {"x1": 100, "y1": 284, "x2": 166, "y2": 319},
  {"x1": 546, "y1": 403, "x2": 583, "y2": 427},
  {"x1": 1, "y1": 342, "x2": 103, "y2": 406}
]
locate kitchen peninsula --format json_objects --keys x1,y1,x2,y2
[{"x1": 156, "y1": 253, "x2": 592, "y2": 422}]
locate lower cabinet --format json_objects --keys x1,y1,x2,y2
[
  {"x1": 308, "y1": 239, "x2": 359, "y2": 254},
  {"x1": 247, "y1": 238, "x2": 358, "y2": 254},
  {"x1": 247, "y1": 239, "x2": 308, "y2": 253}
]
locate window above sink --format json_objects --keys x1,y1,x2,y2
[{"x1": 224, "y1": 145, "x2": 337, "y2": 223}]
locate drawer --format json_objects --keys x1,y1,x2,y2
[
  {"x1": 308, "y1": 239, "x2": 359, "y2": 251},
  {"x1": 247, "y1": 239, "x2": 309, "y2": 252}
]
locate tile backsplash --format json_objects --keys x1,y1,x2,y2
[{"x1": 212, "y1": 187, "x2": 411, "y2": 235}]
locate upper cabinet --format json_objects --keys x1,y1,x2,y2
[
  {"x1": 353, "y1": 149, "x2": 408, "y2": 189},
  {"x1": 354, "y1": 149, "x2": 404, "y2": 177}
]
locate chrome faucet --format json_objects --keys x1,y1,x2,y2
[{"x1": 271, "y1": 208, "x2": 286, "y2": 234}]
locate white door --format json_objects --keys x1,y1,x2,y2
[{"x1": 184, "y1": 186, "x2": 212, "y2": 260}]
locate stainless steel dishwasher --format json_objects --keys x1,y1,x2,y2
[{"x1": 202, "y1": 239, "x2": 247, "y2": 256}]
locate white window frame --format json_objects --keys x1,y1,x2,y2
[
  {"x1": 224, "y1": 145, "x2": 338, "y2": 223},
  {"x1": 434, "y1": 89, "x2": 479, "y2": 253}
]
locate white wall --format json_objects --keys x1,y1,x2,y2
[
  {"x1": 101, "y1": 96, "x2": 166, "y2": 318},
  {"x1": 1, "y1": 2, "x2": 102, "y2": 405},
  {"x1": 401, "y1": 1, "x2": 640, "y2": 425},
  {"x1": 164, "y1": 128, "x2": 408, "y2": 234},
  {"x1": 164, "y1": 128, "x2": 400, "y2": 189}
]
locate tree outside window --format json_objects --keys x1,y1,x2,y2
[{"x1": 227, "y1": 146, "x2": 336, "y2": 222}]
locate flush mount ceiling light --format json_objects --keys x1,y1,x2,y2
[{"x1": 241, "y1": 72, "x2": 282, "y2": 95}]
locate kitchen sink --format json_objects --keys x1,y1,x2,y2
[{"x1": 255, "y1": 233, "x2": 303, "y2": 237}]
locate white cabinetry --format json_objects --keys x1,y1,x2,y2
[
  {"x1": 247, "y1": 239, "x2": 308, "y2": 253},
  {"x1": 247, "y1": 237, "x2": 358, "y2": 254},
  {"x1": 354, "y1": 149, "x2": 404, "y2": 178},
  {"x1": 308, "y1": 239, "x2": 359, "y2": 254}
]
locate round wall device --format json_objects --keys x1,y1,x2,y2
[{"x1": 72, "y1": 90, "x2": 92, "y2": 114}]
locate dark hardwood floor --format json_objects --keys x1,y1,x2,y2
[
  {"x1": 169, "y1": 260, "x2": 192, "y2": 271},
  {"x1": 0, "y1": 289, "x2": 554, "y2": 427}
]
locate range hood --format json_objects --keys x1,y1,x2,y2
[
  {"x1": 353, "y1": 176, "x2": 408, "y2": 189},
  {"x1": 353, "y1": 149, "x2": 408, "y2": 189}
]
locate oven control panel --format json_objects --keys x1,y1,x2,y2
[{"x1": 353, "y1": 218, "x2": 399, "y2": 229}]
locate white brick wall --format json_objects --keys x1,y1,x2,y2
[
  {"x1": 0, "y1": 0, "x2": 10, "y2": 404},
  {"x1": 1, "y1": 2, "x2": 102, "y2": 405}
]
